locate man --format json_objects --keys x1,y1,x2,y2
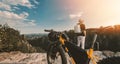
[{"x1": 76, "y1": 19, "x2": 86, "y2": 49}]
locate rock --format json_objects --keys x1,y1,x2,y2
[
  {"x1": 0, "y1": 51, "x2": 47, "y2": 64},
  {"x1": 93, "y1": 51, "x2": 106, "y2": 60},
  {"x1": 0, "y1": 51, "x2": 120, "y2": 64},
  {"x1": 102, "y1": 50, "x2": 114, "y2": 57},
  {"x1": 114, "y1": 52, "x2": 120, "y2": 57}
]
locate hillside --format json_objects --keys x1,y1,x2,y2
[
  {"x1": 0, "y1": 24, "x2": 36, "y2": 52},
  {"x1": 26, "y1": 25, "x2": 120, "y2": 52}
]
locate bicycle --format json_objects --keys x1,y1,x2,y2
[{"x1": 45, "y1": 29, "x2": 120, "y2": 64}]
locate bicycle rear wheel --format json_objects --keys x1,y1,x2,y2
[
  {"x1": 47, "y1": 43, "x2": 67, "y2": 64},
  {"x1": 97, "y1": 56, "x2": 120, "y2": 64}
]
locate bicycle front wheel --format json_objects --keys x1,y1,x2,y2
[{"x1": 47, "y1": 43, "x2": 67, "y2": 64}]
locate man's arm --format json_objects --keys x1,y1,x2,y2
[
  {"x1": 81, "y1": 24, "x2": 86, "y2": 36},
  {"x1": 83, "y1": 30, "x2": 86, "y2": 36}
]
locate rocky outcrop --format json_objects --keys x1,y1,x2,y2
[
  {"x1": 0, "y1": 24, "x2": 36, "y2": 52},
  {"x1": 0, "y1": 51, "x2": 119, "y2": 64},
  {"x1": 0, "y1": 51, "x2": 47, "y2": 64}
]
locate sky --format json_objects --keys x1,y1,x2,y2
[{"x1": 0, "y1": 0, "x2": 120, "y2": 34}]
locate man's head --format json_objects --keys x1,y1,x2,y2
[
  {"x1": 79, "y1": 19, "x2": 84, "y2": 24},
  {"x1": 77, "y1": 19, "x2": 84, "y2": 25}
]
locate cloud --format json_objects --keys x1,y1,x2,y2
[
  {"x1": 1, "y1": 0, "x2": 34, "y2": 8},
  {"x1": 0, "y1": 0, "x2": 39, "y2": 34},
  {"x1": 0, "y1": 11, "x2": 36, "y2": 28},
  {"x1": 0, "y1": 0, "x2": 36, "y2": 11},
  {"x1": 0, "y1": 2, "x2": 11, "y2": 11},
  {"x1": 14, "y1": 7, "x2": 19, "y2": 10},
  {"x1": 69, "y1": 12, "x2": 83, "y2": 19},
  {"x1": 0, "y1": 11, "x2": 22, "y2": 19},
  {"x1": 33, "y1": 0, "x2": 39, "y2": 5},
  {"x1": 20, "y1": 12, "x2": 29, "y2": 18}
]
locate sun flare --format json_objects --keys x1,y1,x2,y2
[{"x1": 64, "y1": 0, "x2": 120, "y2": 28}]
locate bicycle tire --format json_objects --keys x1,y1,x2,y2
[
  {"x1": 97, "y1": 56, "x2": 120, "y2": 64},
  {"x1": 47, "y1": 43, "x2": 67, "y2": 64}
]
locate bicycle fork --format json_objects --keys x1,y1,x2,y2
[{"x1": 87, "y1": 34, "x2": 98, "y2": 64}]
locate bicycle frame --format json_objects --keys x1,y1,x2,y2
[
  {"x1": 59, "y1": 33, "x2": 98, "y2": 64},
  {"x1": 45, "y1": 29, "x2": 98, "y2": 64}
]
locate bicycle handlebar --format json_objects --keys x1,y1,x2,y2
[
  {"x1": 44, "y1": 29, "x2": 62, "y2": 33},
  {"x1": 44, "y1": 29, "x2": 54, "y2": 32}
]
